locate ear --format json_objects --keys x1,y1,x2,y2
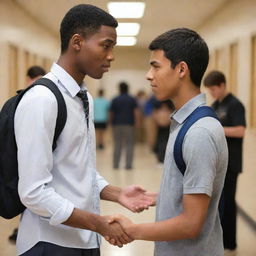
[
  {"x1": 70, "y1": 34, "x2": 83, "y2": 52},
  {"x1": 177, "y1": 61, "x2": 189, "y2": 78}
]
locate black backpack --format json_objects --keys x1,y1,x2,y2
[{"x1": 0, "y1": 78, "x2": 67, "y2": 219}]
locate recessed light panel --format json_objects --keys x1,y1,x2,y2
[
  {"x1": 117, "y1": 36, "x2": 137, "y2": 46},
  {"x1": 116, "y1": 23, "x2": 140, "y2": 36},
  {"x1": 108, "y1": 2, "x2": 145, "y2": 18}
]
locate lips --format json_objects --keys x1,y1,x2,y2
[{"x1": 102, "y1": 65, "x2": 110, "y2": 68}]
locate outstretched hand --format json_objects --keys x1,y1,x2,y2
[{"x1": 118, "y1": 185, "x2": 157, "y2": 212}]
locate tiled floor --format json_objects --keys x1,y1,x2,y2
[{"x1": 0, "y1": 129, "x2": 255, "y2": 255}]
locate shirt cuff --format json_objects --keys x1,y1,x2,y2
[
  {"x1": 49, "y1": 199, "x2": 75, "y2": 226},
  {"x1": 96, "y1": 172, "x2": 109, "y2": 193}
]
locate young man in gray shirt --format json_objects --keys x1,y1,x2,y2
[{"x1": 108, "y1": 28, "x2": 228, "y2": 256}]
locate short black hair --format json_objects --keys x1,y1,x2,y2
[
  {"x1": 203, "y1": 70, "x2": 226, "y2": 87},
  {"x1": 27, "y1": 66, "x2": 46, "y2": 79},
  {"x1": 60, "y1": 4, "x2": 118, "y2": 53},
  {"x1": 149, "y1": 28, "x2": 209, "y2": 87},
  {"x1": 119, "y1": 81, "x2": 129, "y2": 94}
]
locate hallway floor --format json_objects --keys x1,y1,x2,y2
[{"x1": 0, "y1": 129, "x2": 255, "y2": 255}]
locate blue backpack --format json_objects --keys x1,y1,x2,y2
[
  {"x1": 174, "y1": 106, "x2": 219, "y2": 175},
  {"x1": 173, "y1": 106, "x2": 224, "y2": 217},
  {"x1": 0, "y1": 78, "x2": 67, "y2": 219}
]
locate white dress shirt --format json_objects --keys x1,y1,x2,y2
[{"x1": 15, "y1": 63, "x2": 109, "y2": 255}]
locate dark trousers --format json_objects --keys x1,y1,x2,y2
[
  {"x1": 20, "y1": 242, "x2": 100, "y2": 256},
  {"x1": 221, "y1": 170, "x2": 239, "y2": 250},
  {"x1": 113, "y1": 125, "x2": 135, "y2": 169}
]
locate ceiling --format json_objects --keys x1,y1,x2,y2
[{"x1": 15, "y1": 0, "x2": 230, "y2": 48}]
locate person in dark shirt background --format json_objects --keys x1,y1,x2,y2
[
  {"x1": 110, "y1": 81, "x2": 139, "y2": 170},
  {"x1": 152, "y1": 100, "x2": 175, "y2": 165},
  {"x1": 204, "y1": 70, "x2": 246, "y2": 256}
]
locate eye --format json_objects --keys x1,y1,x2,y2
[
  {"x1": 103, "y1": 44, "x2": 111, "y2": 49},
  {"x1": 153, "y1": 65, "x2": 160, "y2": 70}
]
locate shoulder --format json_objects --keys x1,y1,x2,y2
[
  {"x1": 184, "y1": 117, "x2": 225, "y2": 151},
  {"x1": 16, "y1": 85, "x2": 58, "y2": 112},
  {"x1": 227, "y1": 94, "x2": 245, "y2": 109}
]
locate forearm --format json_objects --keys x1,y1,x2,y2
[
  {"x1": 128, "y1": 214, "x2": 199, "y2": 241},
  {"x1": 100, "y1": 185, "x2": 121, "y2": 203},
  {"x1": 224, "y1": 126, "x2": 245, "y2": 138},
  {"x1": 63, "y1": 208, "x2": 100, "y2": 232}
]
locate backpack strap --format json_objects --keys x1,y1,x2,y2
[
  {"x1": 21, "y1": 78, "x2": 67, "y2": 151},
  {"x1": 173, "y1": 106, "x2": 219, "y2": 175}
]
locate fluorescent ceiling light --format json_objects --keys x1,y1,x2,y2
[
  {"x1": 117, "y1": 37, "x2": 137, "y2": 46},
  {"x1": 108, "y1": 2, "x2": 145, "y2": 18},
  {"x1": 116, "y1": 23, "x2": 140, "y2": 36}
]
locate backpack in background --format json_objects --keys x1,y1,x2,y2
[{"x1": 0, "y1": 78, "x2": 67, "y2": 219}]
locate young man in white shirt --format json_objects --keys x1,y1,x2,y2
[
  {"x1": 15, "y1": 4, "x2": 154, "y2": 256},
  {"x1": 109, "y1": 28, "x2": 228, "y2": 256}
]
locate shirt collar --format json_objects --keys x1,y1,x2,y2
[
  {"x1": 50, "y1": 63, "x2": 87, "y2": 98},
  {"x1": 172, "y1": 93, "x2": 206, "y2": 124}
]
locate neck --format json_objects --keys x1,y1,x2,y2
[
  {"x1": 57, "y1": 54, "x2": 85, "y2": 86},
  {"x1": 172, "y1": 83, "x2": 201, "y2": 110},
  {"x1": 219, "y1": 90, "x2": 229, "y2": 102}
]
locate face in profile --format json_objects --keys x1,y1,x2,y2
[
  {"x1": 146, "y1": 50, "x2": 180, "y2": 101},
  {"x1": 76, "y1": 25, "x2": 117, "y2": 79}
]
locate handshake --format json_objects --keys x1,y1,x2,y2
[
  {"x1": 97, "y1": 185, "x2": 158, "y2": 248},
  {"x1": 103, "y1": 214, "x2": 136, "y2": 248}
]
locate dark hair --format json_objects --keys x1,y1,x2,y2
[
  {"x1": 149, "y1": 28, "x2": 209, "y2": 87},
  {"x1": 119, "y1": 81, "x2": 129, "y2": 94},
  {"x1": 203, "y1": 70, "x2": 226, "y2": 87},
  {"x1": 27, "y1": 66, "x2": 46, "y2": 79},
  {"x1": 60, "y1": 4, "x2": 118, "y2": 53}
]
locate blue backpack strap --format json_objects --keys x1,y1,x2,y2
[{"x1": 173, "y1": 106, "x2": 219, "y2": 175}]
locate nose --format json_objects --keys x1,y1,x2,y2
[
  {"x1": 107, "y1": 49, "x2": 115, "y2": 62},
  {"x1": 146, "y1": 68, "x2": 153, "y2": 81}
]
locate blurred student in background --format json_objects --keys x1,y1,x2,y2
[
  {"x1": 204, "y1": 70, "x2": 246, "y2": 255},
  {"x1": 153, "y1": 100, "x2": 175, "y2": 165},
  {"x1": 94, "y1": 89, "x2": 110, "y2": 150},
  {"x1": 110, "y1": 81, "x2": 139, "y2": 170}
]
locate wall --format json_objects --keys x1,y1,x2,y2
[
  {"x1": 199, "y1": 0, "x2": 256, "y2": 128},
  {"x1": 0, "y1": 0, "x2": 59, "y2": 105}
]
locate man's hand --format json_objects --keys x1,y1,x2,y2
[
  {"x1": 118, "y1": 185, "x2": 157, "y2": 212},
  {"x1": 95, "y1": 215, "x2": 133, "y2": 247},
  {"x1": 105, "y1": 214, "x2": 136, "y2": 243}
]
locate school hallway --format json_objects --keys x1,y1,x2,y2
[{"x1": 0, "y1": 128, "x2": 255, "y2": 256}]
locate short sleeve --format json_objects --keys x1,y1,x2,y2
[{"x1": 182, "y1": 127, "x2": 218, "y2": 197}]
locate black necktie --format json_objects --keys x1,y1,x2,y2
[{"x1": 77, "y1": 90, "x2": 89, "y2": 129}]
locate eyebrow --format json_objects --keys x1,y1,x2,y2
[
  {"x1": 102, "y1": 39, "x2": 116, "y2": 45},
  {"x1": 150, "y1": 60, "x2": 160, "y2": 66}
]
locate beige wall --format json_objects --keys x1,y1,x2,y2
[
  {"x1": 199, "y1": 0, "x2": 256, "y2": 128},
  {"x1": 0, "y1": 0, "x2": 59, "y2": 105}
]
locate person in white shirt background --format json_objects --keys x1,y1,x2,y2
[{"x1": 14, "y1": 4, "x2": 155, "y2": 256}]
